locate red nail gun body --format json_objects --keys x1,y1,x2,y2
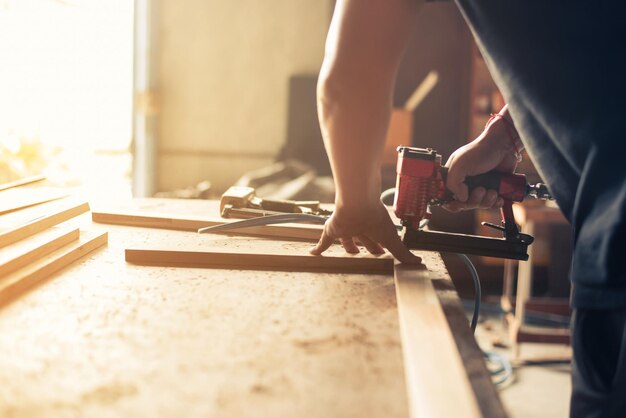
[{"x1": 394, "y1": 147, "x2": 552, "y2": 260}]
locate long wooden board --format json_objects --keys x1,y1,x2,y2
[
  {"x1": 125, "y1": 248, "x2": 393, "y2": 274},
  {"x1": 433, "y1": 269, "x2": 508, "y2": 417},
  {"x1": 93, "y1": 210, "x2": 323, "y2": 241},
  {"x1": 394, "y1": 263, "x2": 482, "y2": 418},
  {"x1": 0, "y1": 188, "x2": 69, "y2": 215},
  {"x1": 0, "y1": 200, "x2": 90, "y2": 248},
  {"x1": 0, "y1": 175, "x2": 45, "y2": 192},
  {"x1": 0, "y1": 228, "x2": 80, "y2": 277},
  {"x1": 0, "y1": 231, "x2": 108, "y2": 308}
]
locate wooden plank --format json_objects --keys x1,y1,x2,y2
[
  {"x1": 125, "y1": 248, "x2": 393, "y2": 275},
  {"x1": 0, "y1": 201, "x2": 90, "y2": 248},
  {"x1": 92, "y1": 211, "x2": 222, "y2": 230},
  {"x1": 394, "y1": 263, "x2": 482, "y2": 418},
  {"x1": 432, "y1": 272, "x2": 509, "y2": 418},
  {"x1": 92, "y1": 210, "x2": 323, "y2": 241},
  {"x1": 0, "y1": 231, "x2": 107, "y2": 308},
  {"x1": 0, "y1": 188, "x2": 69, "y2": 215},
  {"x1": 0, "y1": 228, "x2": 80, "y2": 277},
  {"x1": 0, "y1": 175, "x2": 45, "y2": 192}
]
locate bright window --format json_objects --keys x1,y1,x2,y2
[{"x1": 0, "y1": 0, "x2": 133, "y2": 199}]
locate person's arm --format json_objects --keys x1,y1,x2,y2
[
  {"x1": 311, "y1": 0, "x2": 423, "y2": 263},
  {"x1": 444, "y1": 104, "x2": 524, "y2": 212}
]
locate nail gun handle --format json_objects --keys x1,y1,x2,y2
[{"x1": 440, "y1": 167, "x2": 528, "y2": 202}]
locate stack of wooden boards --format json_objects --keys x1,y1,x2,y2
[{"x1": 0, "y1": 176, "x2": 107, "y2": 307}]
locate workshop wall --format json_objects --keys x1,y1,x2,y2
[{"x1": 154, "y1": 0, "x2": 333, "y2": 194}]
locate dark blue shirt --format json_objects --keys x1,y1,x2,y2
[{"x1": 454, "y1": 1, "x2": 626, "y2": 308}]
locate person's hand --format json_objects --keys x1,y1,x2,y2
[
  {"x1": 444, "y1": 118, "x2": 519, "y2": 212},
  {"x1": 310, "y1": 201, "x2": 422, "y2": 264}
]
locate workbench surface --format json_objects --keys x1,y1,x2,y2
[{"x1": 0, "y1": 198, "x2": 502, "y2": 417}]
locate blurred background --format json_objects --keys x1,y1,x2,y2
[
  {"x1": 1, "y1": 0, "x2": 474, "y2": 199},
  {"x1": 0, "y1": 0, "x2": 133, "y2": 199},
  {"x1": 0, "y1": 0, "x2": 571, "y2": 376},
  {"x1": 0, "y1": 0, "x2": 571, "y2": 320},
  {"x1": 1, "y1": 1, "x2": 575, "y2": 414}
]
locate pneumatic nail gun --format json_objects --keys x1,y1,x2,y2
[{"x1": 394, "y1": 146, "x2": 553, "y2": 260}]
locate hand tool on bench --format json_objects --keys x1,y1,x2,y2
[
  {"x1": 198, "y1": 213, "x2": 328, "y2": 234},
  {"x1": 219, "y1": 186, "x2": 332, "y2": 220},
  {"x1": 202, "y1": 146, "x2": 552, "y2": 260}
]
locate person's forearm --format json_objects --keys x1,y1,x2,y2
[
  {"x1": 318, "y1": 67, "x2": 392, "y2": 207},
  {"x1": 317, "y1": 0, "x2": 421, "y2": 208}
]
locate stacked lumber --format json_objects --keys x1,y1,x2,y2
[{"x1": 0, "y1": 177, "x2": 108, "y2": 307}]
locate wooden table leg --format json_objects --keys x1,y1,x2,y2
[{"x1": 512, "y1": 221, "x2": 535, "y2": 359}]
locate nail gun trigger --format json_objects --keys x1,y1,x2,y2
[{"x1": 481, "y1": 221, "x2": 535, "y2": 244}]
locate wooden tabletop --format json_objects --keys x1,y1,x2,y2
[{"x1": 0, "y1": 198, "x2": 505, "y2": 417}]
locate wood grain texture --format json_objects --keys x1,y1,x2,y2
[
  {"x1": 0, "y1": 175, "x2": 45, "y2": 192},
  {"x1": 432, "y1": 274, "x2": 509, "y2": 418},
  {"x1": 0, "y1": 200, "x2": 90, "y2": 248},
  {"x1": 394, "y1": 263, "x2": 482, "y2": 418},
  {"x1": 0, "y1": 188, "x2": 69, "y2": 215},
  {"x1": 0, "y1": 231, "x2": 107, "y2": 308},
  {"x1": 0, "y1": 212, "x2": 408, "y2": 417},
  {"x1": 92, "y1": 210, "x2": 323, "y2": 241},
  {"x1": 0, "y1": 199, "x2": 506, "y2": 417},
  {"x1": 125, "y1": 248, "x2": 394, "y2": 275},
  {"x1": 0, "y1": 228, "x2": 80, "y2": 277}
]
